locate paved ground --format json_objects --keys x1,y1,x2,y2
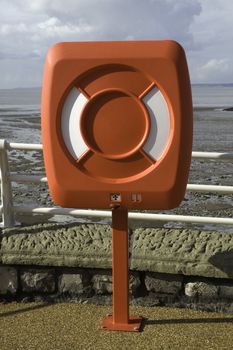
[{"x1": 0, "y1": 302, "x2": 233, "y2": 350}]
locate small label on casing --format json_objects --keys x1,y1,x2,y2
[
  {"x1": 110, "y1": 193, "x2": 122, "y2": 202},
  {"x1": 131, "y1": 193, "x2": 142, "y2": 202}
]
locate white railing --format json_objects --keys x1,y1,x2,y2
[{"x1": 1, "y1": 139, "x2": 233, "y2": 230}]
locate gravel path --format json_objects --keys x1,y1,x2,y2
[{"x1": 0, "y1": 302, "x2": 233, "y2": 350}]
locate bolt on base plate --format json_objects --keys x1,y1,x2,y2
[{"x1": 100, "y1": 315, "x2": 143, "y2": 332}]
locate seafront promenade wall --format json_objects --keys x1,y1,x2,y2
[{"x1": 1, "y1": 223, "x2": 233, "y2": 312}]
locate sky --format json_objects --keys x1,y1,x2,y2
[{"x1": 0, "y1": 0, "x2": 233, "y2": 88}]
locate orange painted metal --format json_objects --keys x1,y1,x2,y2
[
  {"x1": 80, "y1": 88, "x2": 150, "y2": 160},
  {"x1": 101, "y1": 207, "x2": 143, "y2": 332},
  {"x1": 41, "y1": 40, "x2": 193, "y2": 210}
]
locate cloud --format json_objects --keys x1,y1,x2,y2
[
  {"x1": 196, "y1": 58, "x2": 233, "y2": 82},
  {"x1": 201, "y1": 59, "x2": 230, "y2": 74},
  {"x1": 189, "y1": 0, "x2": 233, "y2": 82},
  {"x1": 0, "y1": 57, "x2": 43, "y2": 88},
  {"x1": 2, "y1": 0, "x2": 202, "y2": 44},
  {"x1": 0, "y1": 23, "x2": 27, "y2": 35},
  {"x1": 0, "y1": 0, "x2": 202, "y2": 88},
  {"x1": 37, "y1": 17, "x2": 93, "y2": 38},
  {"x1": 1, "y1": 0, "x2": 233, "y2": 87}
]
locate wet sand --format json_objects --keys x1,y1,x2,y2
[{"x1": 0, "y1": 107, "x2": 233, "y2": 231}]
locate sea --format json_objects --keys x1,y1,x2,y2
[{"x1": 0, "y1": 84, "x2": 233, "y2": 230}]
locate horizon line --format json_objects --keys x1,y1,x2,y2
[{"x1": 1, "y1": 83, "x2": 233, "y2": 90}]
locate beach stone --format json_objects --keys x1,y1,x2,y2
[
  {"x1": 129, "y1": 271, "x2": 141, "y2": 294},
  {"x1": 130, "y1": 228, "x2": 233, "y2": 279},
  {"x1": 0, "y1": 266, "x2": 18, "y2": 294},
  {"x1": 2, "y1": 223, "x2": 233, "y2": 280},
  {"x1": 145, "y1": 272, "x2": 183, "y2": 295},
  {"x1": 185, "y1": 281, "x2": 219, "y2": 299},
  {"x1": 1, "y1": 223, "x2": 112, "y2": 268},
  {"x1": 58, "y1": 273, "x2": 90, "y2": 295},
  {"x1": 219, "y1": 285, "x2": 233, "y2": 300},
  {"x1": 92, "y1": 272, "x2": 112, "y2": 295},
  {"x1": 91, "y1": 271, "x2": 141, "y2": 295},
  {"x1": 20, "y1": 269, "x2": 55, "y2": 293}
]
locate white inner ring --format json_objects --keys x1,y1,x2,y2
[
  {"x1": 61, "y1": 87, "x2": 88, "y2": 160},
  {"x1": 142, "y1": 87, "x2": 170, "y2": 160}
]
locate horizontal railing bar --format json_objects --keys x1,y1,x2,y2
[
  {"x1": 3, "y1": 141, "x2": 233, "y2": 160},
  {"x1": 9, "y1": 174, "x2": 48, "y2": 183},
  {"x1": 2, "y1": 174, "x2": 233, "y2": 194},
  {"x1": 192, "y1": 151, "x2": 233, "y2": 160},
  {"x1": 13, "y1": 206, "x2": 112, "y2": 218},
  {"x1": 1, "y1": 140, "x2": 232, "y2": 229},
  {"x1": 6, "y1": 142, "x2": 43, "y2": 151},
  {"x1": 186, "y1": 184, "x2": 233, "y2": 194},
  {"x1": 130, "y1": 213, "x2": 233, "y2": 225},
  {"x1": 13, "y1": 206, "x2": 233, "y2": 225}
]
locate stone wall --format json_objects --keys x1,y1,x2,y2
[
  {"x1": 2, "y1": 223, "x2": 233, "y2": 279},
  {"x1": 1, "y1": 265, "x2": 233, "y2": 313},
  {"x1": 1, "y1": 223, "x2": 233, "y2": 312}
]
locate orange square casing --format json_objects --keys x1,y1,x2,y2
[{"x1": 41, "y1": 40, "x2": 193, "y2": 210}]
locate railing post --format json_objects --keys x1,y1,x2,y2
[{"x1": 0, "y1": 139, "x2": 15, "y2": 228}]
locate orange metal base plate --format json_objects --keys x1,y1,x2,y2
[{"x1": 100, "y1": 315, "x2": 143, "y2": 332}]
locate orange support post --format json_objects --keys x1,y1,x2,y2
[{"x1": 101, "y1": 206, "x2": 143, "y2": 332}]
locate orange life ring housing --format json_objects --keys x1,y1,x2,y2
[{"x1": 42, "y1": 41, "x2": 193, "y2": 210}]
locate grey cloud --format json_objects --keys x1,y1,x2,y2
[
  {"x1": 0, "y1": 0, "x2": 202, "y2": 88},
  {"x1": 1, "y1": 0, "x2": 233, "y2": 87},
  {"x1": 18, "y1": 0, "x2": 201, "y2": 47}
]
